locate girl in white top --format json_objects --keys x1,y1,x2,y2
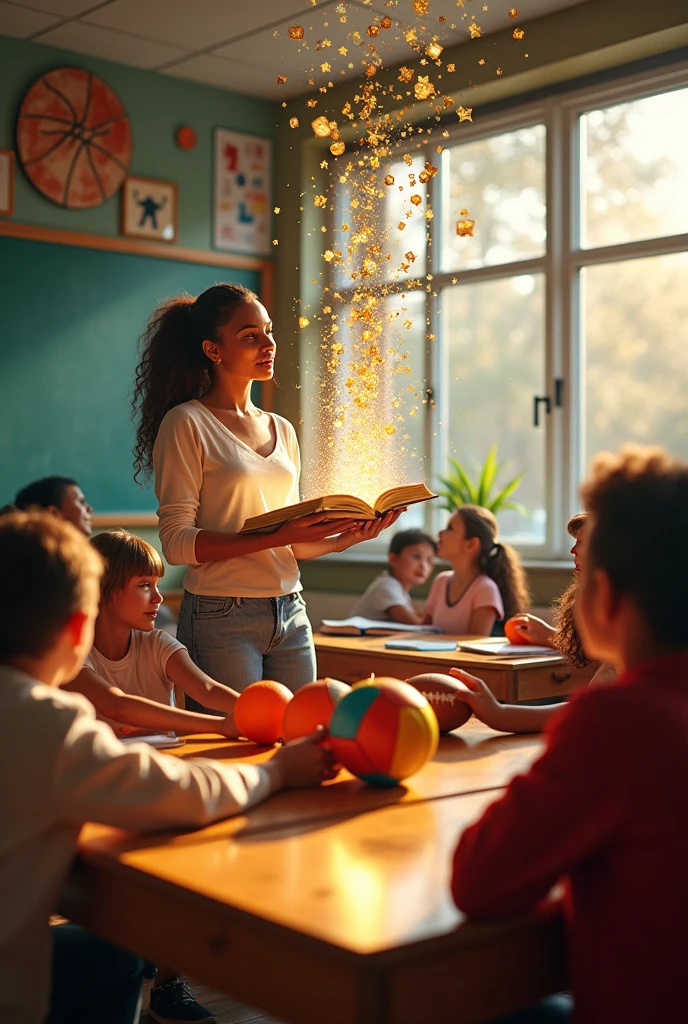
[
  {"x1": 132, "y1": 283, "x2": 400, "y2": 699},
  {"x1": 424, "y1": 505, "x2": 529, "y2": 636}
]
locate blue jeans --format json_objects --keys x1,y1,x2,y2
[
  {"x1": 46, "y1": 923, "x2": 143, "y2": 1023},
  {"x1": 177, "y1": 590, "x2": 316, "y2": 707}
]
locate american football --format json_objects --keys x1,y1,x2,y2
[{"x1": 405, "y1": 673, "x2": 473, "y2": 733}]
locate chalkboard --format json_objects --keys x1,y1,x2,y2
[{"x1": 0, "y1": 236, "x2": 260, "y2": 512}]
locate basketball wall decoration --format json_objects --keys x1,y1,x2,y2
[{"x1": 17, "y1": 67, "x2": 132, "y2": 209}]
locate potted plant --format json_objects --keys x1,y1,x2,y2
[{"x1": 437, "y1": 445, "x2": 527, "y2": 517}]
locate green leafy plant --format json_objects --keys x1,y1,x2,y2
[{"x1": 437, "y1": 445, "x2": 527, "y2": 517}]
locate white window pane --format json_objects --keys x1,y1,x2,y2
[
  {"x1": 440, "y1": 124, "x2": 546, "y2": 273},
  {"x1": 580, "y1": 87, "x2": 688, "y2": 249},
  {"x1": 332, "y1": 152, "x2": 428, "y2": 292},
  {"x1": 582, "y1": 252, "x2": 688, "y2": 466},
  {"x1": 302, "y1": 290, "x2": 429, "y2": 504},
  {"x1": 441, "y1": 274, "x2": 546, "y2": 544}
]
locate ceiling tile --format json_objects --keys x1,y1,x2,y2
[
  {"x1": 86, "y1": 0, "x2": 319, "y2": 53},
  {"x1": 9, "y1": 0, "x2": 107, "y2": 15},
  {"x1": 162, "y1": 53, "x2": 287, "y2": 100},
  {"x1": 0, "y1": 1, "x2": 60, "y2": 35},
  {"x1": 35, "y1": 20, "x2": 190, "y2": 67}
]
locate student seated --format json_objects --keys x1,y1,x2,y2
[
  {"x1": 13, "y1": 474, "x2": 93, "y2": 535},
  {"x1": 423, "y1": 505, "x2": 529, "y2": 636},
  {"x1": 452, "y1": 445, "x2": 688, "y2": 1024},
  {"x1": 450, "y1": 512, "x2": 616, "y2": 733},
  {"x1": 64, "y1": 530, "x2": 242, "y2": 741},
  {"x1": 351, "y1": 528, "x2": 437, "y2": 625},
  {"x1": 0, "y1": 511, "x2": 334, "y2": 1024}
]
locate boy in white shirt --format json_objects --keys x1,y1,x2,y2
[
  {"x1": 351, "y1": 528, "x2": 437, "y2": 625},
  {"x1": 0, "y1": 511, "x2": 334, "y2": 1024},
  {"x1": 65, "y1": 530, "x2": 243, "y2": 741}
]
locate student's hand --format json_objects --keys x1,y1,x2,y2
[
  {"x1": 449, "y1": 668, "x2": 508, "y2": 731},
  {"x1": 508, "y1": 614, "x2": 556, "y2": 647},
  {"x1": 336, "y1": 508, "x2": 406, "y2": 551},
  {"x1": 218, "y1": 710, "x2": 240, "y2": 740},
  {"x1": 268, "y1": 728, "x2": 337, "y2": 789},
  {"x1": 274, "y1": 513, "x2": 361, "y2": 548}
]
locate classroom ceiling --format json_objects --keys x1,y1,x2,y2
[{"x1": 1, "y1": 0, "x2": 587, "y2": 99}]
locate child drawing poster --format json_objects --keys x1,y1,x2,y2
[{"x1": 214, "y1": 128, "x2": 272, "y2": 256}]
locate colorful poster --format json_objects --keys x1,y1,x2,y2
[{"x1": 214, "y1": 128, "x2": 272, "y2": 256}]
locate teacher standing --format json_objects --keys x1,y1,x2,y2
[{"x1": 132, "y1": 283, "x2": 400, "y2": 704}]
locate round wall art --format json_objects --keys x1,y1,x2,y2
[{"x1": 16, "y1": 67, "x2": 132, "y2": 209}]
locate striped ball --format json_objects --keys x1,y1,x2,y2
[{"x1": 329, "y1": 678, "x2": 439, "y2": 787}]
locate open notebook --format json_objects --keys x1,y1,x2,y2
[
  {"x1": 118, "y1": 732, "x2": 186, "y2": 749},
  {"x1": 320, "y1": 617, "x2": 441, "y2": 637},
  {"x1": 458, "y1": 639, "x2": 556, "y2": 657}
]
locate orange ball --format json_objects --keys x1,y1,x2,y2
[
  {"x1": 353, "y1": 675, "x2": 404, "y2": 688},
  {"x1": 504, "y1": 616, "x2": 530, "y2": 645},
  {"x1": 234, "y1": 680, "x2": 293, "y2": 745},
  {"x1": 282, "y1": 678, "x2": 351, "y2": 742}
]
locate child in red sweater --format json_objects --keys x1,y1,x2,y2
[{"x1": 452, "y1": 445, "x2": 688, "y2": 1024}]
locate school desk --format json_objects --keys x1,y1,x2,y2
[
  {"x1": 314, "y1": 632, "x2": 595, "y2": 702},
  {"x1": 62, "y1": 725, "x2": 567, "y2": 1024}
]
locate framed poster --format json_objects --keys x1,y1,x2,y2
[
  {"x1": 0, "y1": 150, "x2": 15, "y2": 217},
  {"x1": 214, "y1": 128, "x2": 272, "y2": 256},
  {"x1": 121, "y1": 176, "x2": 177, "y2": 243}
]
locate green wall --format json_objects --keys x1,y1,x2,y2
[{"x1": 0, "y1": 34, "x2": 277, "y2": 247}]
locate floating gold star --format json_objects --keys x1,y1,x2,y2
[
  {"x1": 457, "y1": 105, "x2": 473, "y2": 121},
  {"x1": 398, "y1": 66, "x2": 414, "y2": 83},
  {"x1": 468, "y1": 22, "x2": 481, "y2": 38},
  {"x1": 307, "y1": 98, "x2": 318, "y2": 107},
  {"x1": 513, "y1": 27, "x2": 524, "y2": 39},
  {"x1": 414, "y1": 75, "x2": 436, "y2": 100},
  {"x1": 320, "y1": 159, "x2": 329, "y2": 169},
  {"x1": 274, "y1": 206, "x2": 281, "y2": 214},
  {"x1": 478, "y1": 58, "x2": 485, "y2": 65},
  {"x1": 447, "y1": 63, "x2": 456, "y2": 72},
  {"x1": 320, "y1": 62, "x2": 331, "y2": 73},
  {"x1": 338, "y1": 46, "x2": 348, "y2": 54}
]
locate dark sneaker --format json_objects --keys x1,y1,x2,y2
[{"x1": 147, "y1": 977, "x2": 215, "y2": 1023}]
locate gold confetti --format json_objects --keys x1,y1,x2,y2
[
  {"x1": 380, "y1": 15, "x2": 392, "y2": 28},
  {"x1": 298, "y1": 317, "x2": 310, "y2": 328},
  {"x1": 447, "y1": 63, "x2": 456, "y2": 72},
  {"x1": 307, "y1": 98, "x2": 318, "y2": 107},
  {"x1": 410, "y1": 194, "x2": 422, "y2": 206},
  {"x1": 456, "y1": 219, "x2": 475, "y2": 236},
  {"x1": 460, "y1": 207, "x2": 468, "y2": 215},
  {"x1": 277, "y1": 75, "x2": 287, "y2": 84},
  {"x1": 323, "y1": 250, "x2": 335, "y2": 262},
  {"x1": 338, "y1": 46, "x2": 348, "y2": 54},
  {"x1": 314, "y1": 194, "x2": 327, "y2": 208},
  {"x1": 384, "y1": 424, "x2": 396, "y2": 435},
  {"x1": 272, "y1": 238, "x2": 279, "y2": 245},
  {"x1": 321, "y1": 62, "x2": 331, "y2": 73},
  {"x1": 512, "y1": 26, "x2": 524, "y2": 39},
  {"x1": 426, "y1": 41, "x2": 443, "y2": 59},
  {"x1": 457, "y1": 105, "x2": 473, "y2": 121},
  {"x1": 425, "y1": 208, "x2": 434, "y2": 220},
  {"x1": 405, "y1": 251, "x2": 416, "y2": 262},
  {"x1": 274, "y1": 206, "x2": 281, "y2": 214},
  {"x1": 311, "y1": 115, "x2": 332, "y2": 137},
  {"x1": 414, "y1": 76, "x2": 436, "y2": 100},
  {"x1": 330, "y1": 140, "x2": 346, "y2": 155},
  {"x1": 398, "y1": 66, "x2": 414, "y2": 83},
  {"x1": 468, "y1": 22, "x2": 481, "y2": 38},
  {"x1": 478, "y1": 58, "x2": 486, "y2": 65},
  {"x1": 384, "y1": 174, "x2": 395, "y2": 185},
  {"x1": 365, "y1": 64, "x2": 377, "y2": 77},
  {"x1": 508, "y1": 7, "x2": 519, "y2": 17},
  {"x1": 496, "y1": 66, "x2": 503, "y2": 75},
  {"x1": 320, "y1": 159, "x2": 329, "y2": 169},
  {"x1": 398, "y1": 221, "x2": 406, "y2": 230},
  {"x1": 412, "y1": 0, "x2": 428, "y2": 12},
  {"x1": 289, "y1": 116, "x2": 300, "y2": 128},
  {"x1": 403, "y1": 153, "x2": 413, "y2": 166},
  {"x1": 288, "y1": 25, "x2": 304, "y2": 39},
  {"x1": 367, "y1": 24, "x2": 379, "y2": 36}
]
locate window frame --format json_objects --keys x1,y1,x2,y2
[{"x1": 312, "y1": 60, "x2": 688, "y2": 562}]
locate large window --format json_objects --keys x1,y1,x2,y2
[{"x1": 307, "y1": 65, "x2": 688, "y2": 558}]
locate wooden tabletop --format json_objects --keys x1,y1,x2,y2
[{"x1": 68, "y1": 727, "x2": 562, "y2": 1024}]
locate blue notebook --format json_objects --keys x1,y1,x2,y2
[{"x1": 384, "y1": 639, "x2": 458, "y2": 652}]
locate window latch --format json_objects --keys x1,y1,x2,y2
[{"x1": 533, "y1": 378, "x2": 564, "y2": 427}]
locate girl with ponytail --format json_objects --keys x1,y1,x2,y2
[
  {"x1": 132, "y1": 283, "x2": 400, "y2": 703},
  {"x1": 423, "y1": 504, "x2": 529, "y2": 635}
]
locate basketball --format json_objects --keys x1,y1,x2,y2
[
  {"x1": 234, "y1": 680, "x2": 293, "y2": 745},
  {"x1": 281, "y1": 678, "x2": 351, "y2": 742},
  {"x1": 329, "y1": 678, "x2": 439, "y2": 787}
]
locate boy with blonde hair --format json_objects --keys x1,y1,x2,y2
[{"x1": 0, "y1": 512, "x2": 333, "y2": 1024}]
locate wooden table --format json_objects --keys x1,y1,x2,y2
[
  {"x1": 315, "y1": 632, "x2": 594, "y2": 702},
  {"x1": 63, "y1": 725, "x2": 566, "y2": 1024}
]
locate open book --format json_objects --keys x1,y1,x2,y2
[
  {"x1": 458, "y1": 639, "x2": 556, "y2": 657},
  {"x1": 320, "y1": 617, "x2": 441, "y2": 637},
  {"x1": 240, "y1": 483, "x2": 436, "y2": 534}
]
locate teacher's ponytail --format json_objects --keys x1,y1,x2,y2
[{"x1": 132, "y1": 283, "x2": 255, "y2": 482}]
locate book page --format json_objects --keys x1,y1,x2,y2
[{"x1": 374, "y1": 483, "x2": 436, "y2": 514}]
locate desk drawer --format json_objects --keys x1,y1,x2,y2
[{"x1": 515, "y1": 662, "x2": 595, "y2": 702}]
